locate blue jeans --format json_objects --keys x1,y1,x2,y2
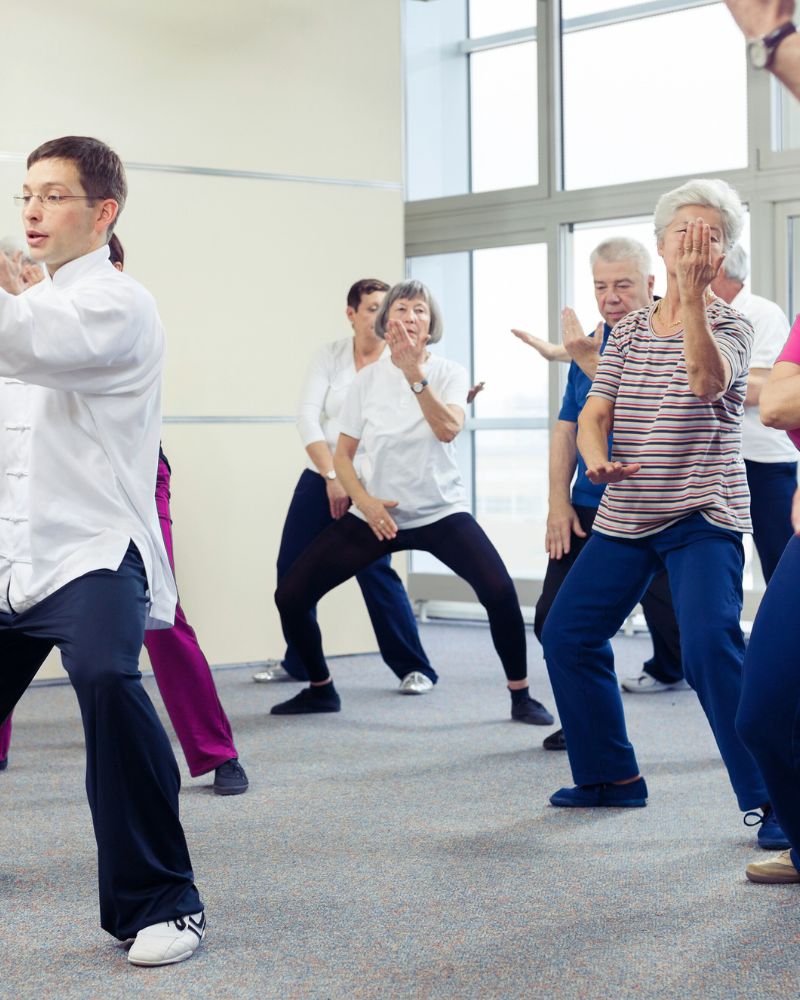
[
  {"x1": 745, "y1": 459, "x2": 798, "y2": 583},
  {"x1": 737, "y1": 534, "x2": 800, "y2": 863},
  {"x1": 542, "y1": 513, "x2": 767, "y2": 811},
  {"x1": 0, "y1": 545, "x2": 202, "y2": 939},
  {"x1": 277, "y1": 470, "x2": 435, "y2": 682}
]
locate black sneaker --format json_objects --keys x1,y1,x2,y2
[
  {"x1": 0, "y1": 757, "x2": 7, "y2": 772},
  {"x1": 542, "y1": 728, "x2": 567, "y2": 751},
  {"x1": 271, "y1": 686, "x2": 341, "y2": 715},
  {"x1": 511, "y1": 697, "x2": 554, "y2": 726},
  {"x1": 213, "y1": 758, "x2": 249, "y2": 796}
]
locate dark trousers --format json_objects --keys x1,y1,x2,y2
[
  {"x1": 534, "y1": 505, "x2": 683, "y2": 685},
  {"x1": 542, "y1": 514, "x2": 767, "y2": 810},
  {"x1": 0, "y1": 546, "x2": 202, "y2": 939},
  {"x1": 744, "y1": 459, "x2": 798, "y2": 584},
  {"x1": 277, "y1": 469, "x2": 435, "y2": 682},
  {"x1": 737, "y1": 534, "x2": 800, "y2": 862},
  {"x1": 276, "y1": 512, "x2": 528, "y2": 684}
]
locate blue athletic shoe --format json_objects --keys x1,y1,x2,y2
[
  {"x1": 549, "y1": 777, "x2": 648, "y2": 808},
  {"x1": 744, "y1": 805, "x2": 791, "y2": 850}
]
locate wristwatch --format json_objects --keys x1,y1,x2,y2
[
  {"x1": 748, "y1": 22, "x2": 797, "y2": 70},
  {"x1": 410, "y1": 379, "x2": 429, "y2": 394},
  {"x1": 325, "y1": 470, "x2": 337, "y2": 480}
]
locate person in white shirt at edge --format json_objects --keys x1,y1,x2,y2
[
  {"x1": 709, "y1": 243, "x2": 798, "y2": 581},
  {"x1": 271, "y1": 280, "x2": 555, "y2": 726},
  {"x1": 0, "y1": 136, "x2": 204, "y2": 967},
  {"x1": 253, "y1": 279, "x2": 440, "y2": 696}
]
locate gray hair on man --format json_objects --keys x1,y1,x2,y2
[
  {"x1": 653, "y1": 178, "x2": 745, "y2": 251},
  {"x1": 374, "y1": 279, "x2": 445, "y2": 344},
  {"x1": 590, "y1": 237, "x2": 652, "y2": 279},
  {"x1": 720, "y1": 243, "x2": 749, "y2": 284}
]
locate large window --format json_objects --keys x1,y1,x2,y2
[
  {"x1": 405, "y1": 0, "x2": 538, "y2": 200},
  {"x1": 561, "y1": 3, "x2": 748, "y2": 190},
  {"x1": 407, "y1": 242, "x2": 550, "y2": 579},
  {"x1": 404, "y1": 0, "x2": 800, "y2": 609}
]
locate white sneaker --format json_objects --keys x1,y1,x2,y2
[
  {"x1": 127, "y1": 912, "x2": 206, "y2": 967},
  {"x1": 621, "y1": 673, "x2": 690, "y2": 694},
  {"x1": 399, "y1": 671, "x2": 434, "y2": 695},
  {"x1": 252, "y1": 662, "x2": 293, "y2": 683}
]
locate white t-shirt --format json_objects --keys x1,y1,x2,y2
[
  {"x1": 338, "y1": 352, "x2": 470, "y2": 529},
  {"x1": 295, "y1": 337, "x2": 390, "y2": 477},
  {"x1": 732, "y1": 289, "x2": 798, "y2": 463}
]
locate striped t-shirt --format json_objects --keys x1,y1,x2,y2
[{"x1": 587, "y1": 300, "x2": 753, "y2": 539}]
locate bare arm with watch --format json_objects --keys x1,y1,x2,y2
[
  {"x1": 304, "y1": 440, "x2": 350, "y2": 519},
  {"x1": 725, "y1": 2, "x2": 800, "y2": 99}
]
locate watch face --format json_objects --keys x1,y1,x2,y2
[{"x1": 748, "y1": 39, "x2": 769, "y2": 69}]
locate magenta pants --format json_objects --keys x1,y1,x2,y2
[{"x1": 0, "y1": 455, "x2": 238, "y2": 777}]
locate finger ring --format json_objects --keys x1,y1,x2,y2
[{"x1": 379, "y1": 520, "x2": 386, "y2": 526}]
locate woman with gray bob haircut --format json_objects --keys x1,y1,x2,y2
[
  {"x1": 374, "y1": 279, "x2": 445, "y2": 344},
  {"x1": 271, "y1": 279, "x2": 555, "y2": 727}
]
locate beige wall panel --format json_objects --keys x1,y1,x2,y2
[
  {"x1": 117, "y1": 174, "x2": 405, "y2": 417},
  {"x1": 0, "y1": 169, "x2": 405, "y2": 419},
  {"x1": 0, "y1": 1, "x2": 401, "y2": 184}
]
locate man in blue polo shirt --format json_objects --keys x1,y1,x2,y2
[{"x1": 524, "y1": 237, "x2": 684, "y2": 751}]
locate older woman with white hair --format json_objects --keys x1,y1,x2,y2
[
  {"x1": 270, "y1": 279, "x2": 554, "y2": 726},
  {"x1": 540, "y1": 179, "x2": 787, "y2": 853}
]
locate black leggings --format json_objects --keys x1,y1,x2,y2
[{"x1": 275, "y1": 512, "x2": 528, "y2": 683}]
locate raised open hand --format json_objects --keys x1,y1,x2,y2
[
  {"x1": 676, "y1": 220, "x2": 724, "y2": 303},
  {"x1": 20, "y1": 262, "x2": 44, "y2": 288},
  {"x1": 563, "y1": 308, "x2": 604, "y2": 368},
  {"x1": 0, "y1": 251, "x2": 24, "y2": 295},
  {"x1": 466, "y1": 381, "x2": 485, "y2": 405},
  {"x1": 511, "y1": 327, "x2": 569, "y2": 362},
  {"x1": 385, "y1": 317, "x2": 427, "y2": 378}
]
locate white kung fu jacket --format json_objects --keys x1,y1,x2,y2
[{"x1": 0, "y1": 244, "x2": 176, "y2": 628}]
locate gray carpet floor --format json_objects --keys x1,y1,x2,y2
[{"x1": 1, "y1": 622, "x2": 797, "y2": 1000}]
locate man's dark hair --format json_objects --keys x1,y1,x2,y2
[
  {"x1": 347, "y1": 278, "x2": 390, "y2": 311},
  {"x1": 27, "y1": 136, "x2": 127, "y2": 237},
  {"x1": 108, "y1": 234, "x2": 124, "y2": 268}
]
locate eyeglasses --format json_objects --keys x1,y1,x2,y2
[{"x1": 13, "y1": 194, "x2": 94, "y2": 210}]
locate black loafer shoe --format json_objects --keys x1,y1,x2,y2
[{"x1": 542, "y1": 728, "x2": 567, "y2": 751}]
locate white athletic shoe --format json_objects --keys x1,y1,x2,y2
[
  {"x1": 127, "y1": 911, "x2": 206, "y2": 967},
  {"x1": 252, "y1": 662, "x2": 293, "y2": 683},
  {"x1": 399, "y1": 671, "x2": 434, "y2": 695},
  {"x1": 621, "y1": 673, "x2": 690, "y2": 694}
]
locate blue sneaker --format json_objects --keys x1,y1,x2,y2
[
  {"x1": 744, "y1": 805, "x2": 791, "y2": 850},
  {"x1": 549, "y1": 777, "x2": 648, "y2": 808}
]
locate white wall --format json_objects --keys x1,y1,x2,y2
[{"x1": 0, "y1": 0, "x2": 406, "y2": 677}]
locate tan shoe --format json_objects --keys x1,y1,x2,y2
[{"x1": 746, "y1": 850, "x2": 800, "y2": 884}]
